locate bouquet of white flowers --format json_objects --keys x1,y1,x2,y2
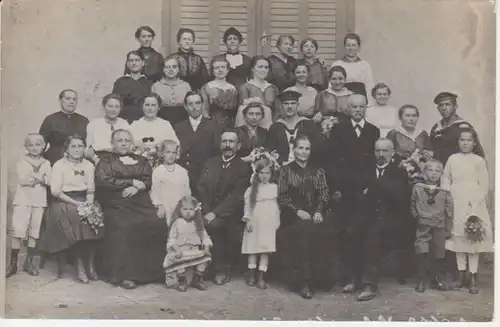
[{"x1": 77, "y1": 202, "x2": 104, "y2": 235}]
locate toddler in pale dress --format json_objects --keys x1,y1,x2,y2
[
  {"x1": 365, "y1": 83, "x2": 398, "y2": 137},
  {"x1": 443, "y1": 128, "x2": 493, "y2": 295},
  {"x1": 150, "y1": 139, "x2": 191, "y2": 227},
  {"x1": 6, "y1": 134, "x2": 51, "y2": 278},
  {"x1": 242, "y1": 157, "x2": 280, "y2": 289}
]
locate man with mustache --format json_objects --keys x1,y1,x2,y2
[{"x1": 197, "y1": 129, "x2": 251, "y2": 285}]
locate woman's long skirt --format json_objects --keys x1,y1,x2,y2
[
  {"x1": 38, "y1": 191, "x2": 103, "y2": 254},
  {"x1": 96, "y1": 193, "x2": 168, "y2": 284}
]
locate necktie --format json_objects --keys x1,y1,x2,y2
[
  {"x1": 354, "y1": 124, "x2": 362, "y2": 137},
  {"x1": 376, "y1": 167, "x2": 384, "y2": 178},
  {"x1": 222, "y1": 161, "x2": 231, "y2": 169}
]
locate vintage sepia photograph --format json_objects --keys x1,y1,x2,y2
[{"x1": 0, "y1": 0, "x2": 496, "y2": 322}]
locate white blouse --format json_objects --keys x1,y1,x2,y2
[
  {"x1": 50, "y1": 158, "x2": 95, "y2": 196},
  {"x1": 130, "y1": 117, "x2": 180, "y2": 147},
  {"x1": 365, "y1": 104, "x2": 398, "y2": 137},
  {"x1": 86, "y1": 117, "x2": 130, "y2": 152}
]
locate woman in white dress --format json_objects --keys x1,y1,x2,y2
[
  {"x1": 443, "y1": 128, "x2": 493, "y2": 294},
  {"x1": 129, "y1": 93, "x2": 179, "y2": 166},
  {"x1": 365, "y1": 83, "x2": 398, "y2": 137}
]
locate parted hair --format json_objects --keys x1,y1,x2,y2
[
  {"x1": 64, "y1": 134, "x2": 86, "y2": 152},
  {"x1": 102, "y1": 93, "x2": 123, "y2": 108}
]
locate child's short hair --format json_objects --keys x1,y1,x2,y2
[
  {"x1": 158, "y1": 139, "x2": 180, "y2": 155},
  {"x1": 423, "y1": 159, "x2": 444, "y2": 172},
  {"x1": 24, "y1": 133, "x2": 45, "y2": 147},
  {"x1": 64, "y1": 134, "x2": 86, "y2": 151}
]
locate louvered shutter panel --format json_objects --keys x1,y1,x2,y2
[
  {"x1": 308, "y1": 0, "x2": 337, "y2": 68},
  {"x1": 218, "y1": 0, "x2": 249, "y2": 55},
  {"x1": 267, "y1": 0, "x2": 301, "y2": 58},
  {"x1": 180, "y1": 0, "x2": 211, "y2": 64}
]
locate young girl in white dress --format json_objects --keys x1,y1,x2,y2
[
  {"x1": 443, "y1": 128, "x2": 493, "y2": 294},
  {"x1": 150, "y1": 139, "x2": 191, "y2": 227},
  {"x1": 242, "y1": 157, "x2": 280, "y2": 289}
]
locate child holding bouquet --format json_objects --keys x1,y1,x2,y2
[
  {"x1": 6, "y1": 134, "x2": 51, "y2": 278},
  {"x1": 442, "y1": 128, "x2": 493, "y2": 294},
  {"x1": 242, "y1": 155, "x2": 280, "y2": 289},
  {"x1": 163, "y1": 196, "x2": 212, "y2": 292}
]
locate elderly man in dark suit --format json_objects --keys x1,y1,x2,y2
[
  {"x1": 326, "y1": 93, "x2": 380, "y2": 288},
  {"x1": 174, "y1": 91, "x2": 222, "y2": 196},
  {"x1": 352, "y1": 138, "x2": 411, "y2": 301},
  {"x1": 197, "y1": 128, "x2": 251, "y2": 285}
]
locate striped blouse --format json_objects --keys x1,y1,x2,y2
[{"x1": 278, "y1": 161, "x2": 330, "y2": 215}]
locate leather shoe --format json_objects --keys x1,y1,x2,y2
[
  {"x1": 213, "y1": 272, "x2": 231, "y2": 285},
  {"x1": 357, "y1": 285, "x2": 377, "y2": 301},
  {"x1": 415, "y1": 281, "x2": 426, "y2": 293},
  {"x1": 342, "y1": 283, "x2": 356, "y2": 293},
  {"x1": 119, "y1": 280, "x2": 137, "y2": 289},
  {"x1": 430, "y1": 277, "x2": 448, "y2": 291},
  {"x1": 300, "y1": 284, "x2": 313, "y2": 299}
]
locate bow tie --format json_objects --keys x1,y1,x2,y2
[
  {"x1": 142, "y1": 137, "x2": 155, "y2": 143},
  {"x1": 73, "y1": 169, "x2": 85, "y2": 176}
]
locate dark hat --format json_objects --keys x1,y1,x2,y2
[
  {"x1": 279, "y1": 90, "x2": 302, "y2": 102},
  {"x1": 434, "y1": 92, "x2": 458, "y2": 104}
]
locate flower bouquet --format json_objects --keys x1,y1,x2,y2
[
  {"x1": 464, "y1": 214, "x2": 486, "y2": 243},
  {"x1": 77, "y1": 202, "x2": 104, "y2": 235},
  {"x1": 249, "y1": 147, "x2": 280, "y2": 170},
  {"x1": 399, "y1": 149, "x2": 428, "y2": 183},
  {"x1": 134, "y1": 142, "x2": 162, "y2": 168}
]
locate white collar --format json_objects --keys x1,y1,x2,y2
[
  {"x1": 248, "y1": 79, "x2": 272, "y2": 92},
  {"x1": 189, "y1": 115, "x2": 203, "y2": 125},
  {"x1": 222, "y1": 154, "x2": 236, "y2": 163},
  {"x1": 351, "y1": 119, "x2": 366, "y2": 128},
  {"x1": 396, "y1": 125, "x2": 424, "y2": 141},
  {"x1": 125, "y1": 74, "x2": 147, "y2": 80},
  {"x1": 376, "y1": 162, "x2": 390, "y2": 169}
]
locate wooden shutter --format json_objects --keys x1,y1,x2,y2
[
  {"x1": 218, "y1": 1, "x2": 250, "y2": 55},
  {"x1": 176, "y1": 0, "x2": 212, "y2": 63},
  {"x1": 307, "y1": 0, "x2": 337, "y2": 67},
  {"x1": 263, "y1": 0, "x2": 301, "y2": 58}
]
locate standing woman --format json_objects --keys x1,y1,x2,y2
[
  {"x1": 200, "y1": 56, "x2": 238, "y2": 126},
  {"x1": 113, "y1": 51, "x2": 153, "y2": 124},
  {"x1": 296, "y1": 38, "x2": 328, "y2": 91},
  {"x1": 152, "y1": 55, "x2": 192, "y2": 125},
  {"x1": 38, "y1": 135, "x2": 102, "y2": 283},
  {"x1": 220, "y1": 27, "x2": 252, "y2": 93},
  {"x1": 265, "y1": 91, "x2": 322, "y2": 166},
  {"x1": 386, "y1": 105, "x2": 433, "y2": 161},
  {"x1": 39, "y1": 89, "x2": 89, "y2": 166},
  {"x1": 236, "y1": 101, "x2": 268, "y2": 163},
  {"x1": 314, "y1": 65, "x2": 354, "y2": 124},
  {"x1": 284, "y1": 63, "x2": 318, "y2": 119},
  {"x1": 173, "y1": 28, "x2": 209, "y2": 91},
  {"x1": 132, "y1": 26, "x2": 165, "y2": 83},
  {"x1": 86, "y1": 94, "x2": 130, "y2": 164},
  {"x1": 365, "y1": 83, "x2": 398, "y2": 137},
  {"x1": 332, "y1": 33, "x2": 375, "y2": 105},
  {"x1": 267, "y1": 35, "x2": 297, "y2": 91}
]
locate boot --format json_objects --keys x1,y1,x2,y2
[
  {"x1": 23, "y1": 247, "x2": 39, "y2": 276},
  {"x1": 415, "y1": 280, "x2": 426, "y2": 293},
  {"x1": 57, "y1": 252, "x2": 66, "y2": 279},
  {"x1": 256, "y1": 270, "x2": 267, "y2": 289},
  {"x1": 454, "y1": 270, "x2": 467, "y2": 289},
  {"x1": 177, "y1": 275, "x2": 187, "y2": 292},
  {"x1": 191, "y1": 272, "x2": 207, "y2": 291},
  {"x1": 86, "y1": 248, "x2": 99, "y2": 281},
  {"x1": 76, "y1": 256, "x2": 89, "y2": 284},
  {"x1": 246, "y1": 268, "x2": 257, "y2": 287},
  {"x1": 6, "y1": 249, "x2": 20, "y2": 278},
  {"x1": 299, "y1": 281, "x2": 313, "y2": 299},
  {"x1": 468, "y1": 273, "x2": 479, "y2": 294}
]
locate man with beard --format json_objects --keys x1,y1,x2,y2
[
  {"x1": 197, "y1": 129, "x2": 251, "y2": 285},
  {"x1": 352, "y1": 138, "x2": 412, "y2": 301},
  {"x1": 430, "y1": 92, "x2": 484, "y2": 165}
]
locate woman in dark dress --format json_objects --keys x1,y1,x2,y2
[
  {"x1": 130, "y1": 26, "x2": 165, "y2": 83},
  {"x1": 172, "y1": 28, "x2": 210, "y2": 91},
  {"x1": 236, "y1": 101, "x2": 268, "y2": 163},
  {"x1": 267, "y1": 35, "x2": 297, "y2": 91},
  {"x1": 113, "y1": 50, "x2": 153, "y2": 124},
  {"x1": 277, "y1": 135, "x2": 332, "y2": 299},
  {"x1": 39, "y1": 89, "x2": 89, "y2": 166},
  {"x1": 95, "y1": 129, "x2": 168, "y2": 289},
  {"x1": 220, "y1": 27, "x2": 252, "y2": 93},
  {"x1": 265, "y1": 91, "x2": 323, "y2": 166}
]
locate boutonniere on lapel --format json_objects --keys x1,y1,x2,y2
[{"x1": 119, "y1": 156, "x2": 138, "y2": 165}]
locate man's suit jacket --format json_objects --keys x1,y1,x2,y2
[
  {"x1": 174, "y1": 118, "x2": 222, "y2": 193},
  {"x1": 361, "y1": 161, "x2": 411, "y2": 225},
  {"x1": 327, "y1": 120, "x2": 380, "y2": 195},
  {"x1": 197, "y1": 156, "x2": 251, "y2": 220}
]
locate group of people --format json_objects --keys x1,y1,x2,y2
[{"x1": 6, "y1": 25, "x2": 493, "y2": 302}]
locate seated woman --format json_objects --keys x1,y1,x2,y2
[
  {"x1": 313, "y1": 65, "x2": 353, "y2": 124},
  {"x1": 200, "y1": 56, "x2": 238, "y2": 127},
  {"x1": 113, "y1": 51, "x2": 153, "y2": 124},
  {"x1": 236, "y1": 56, "x2": 280, "y2": 127},
  {"x1": 284, "y1": 63, "x2": 318, "y2": 119},
  {"x1": 95, "y1": 129, "x2": 168, "y2": 289},
  {"x1": 152, "y1": 55, "x2": 192, "y2": 125},
  {"x1": 386, "y1": 104, "x2": 433, "y2": 161},
  {"x1": 38, "y1": 135, "x2": 102, "y2": 283},
  {"x1": 267, "y1": 35, "x2": 297, "y2": 91},
  {"x1": 296, "y1": 38, "x2": 328, "y2": 91},
  {"x1": 236, "y1": 101, "x2": 268, "y2": 163},
  {"x1": 129, "y1": 93, "x2": 179, "y2": 166},
  {"x1": 265, "y1": 91, "x2": 323, "y2": 167},
  {"x1": 86, "y1": 94, "x2": 130, "y2": 164},
  {"x1": 277, "y1": 135, "x2": 332, "y2": 299},
  {"x1": 365, "y1": 83, "x2": 398, "y2": 137}
]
